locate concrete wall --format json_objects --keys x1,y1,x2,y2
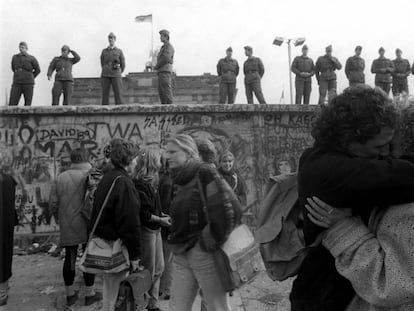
[
  {"x1": 72, "y1": 72, "x2": 220, "y2": 105},
  {"x1": 0, "y1": 104, "x2": 317, "y2": 235}
]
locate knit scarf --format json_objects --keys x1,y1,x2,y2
[{"x1": 170, "y1": 159, "x2": 202, "y2": 185}]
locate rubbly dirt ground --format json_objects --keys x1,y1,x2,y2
[{"x1": 7, "y1": 254, "x2": 292, "y2": 311}]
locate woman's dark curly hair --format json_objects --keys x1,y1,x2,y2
[
  {"x1": 109, "y1": 138, "x2": 139, "y2": 168},
  {"x1": 312, "y1": 86, "x2": 399, "y2": 148}
]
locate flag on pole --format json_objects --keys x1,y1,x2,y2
[{"x1": 135, "y1": 14, "x2": 152, "y2": 23}]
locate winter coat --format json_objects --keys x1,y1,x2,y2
[
  {"x1": 133, "y1": 179, "x2": 162, "y2": 231},
  {"x1": 90, "y1": 167, "x2": 142, "y2": 260},
  {"x1": 291, "y1": 55, "x2": 315, "y2": 82},
  {"x1": 371, "y1": 57, "x2": 395, "y2": 83},
  {"x1": 345, "y1": 55, "x2": 365, "y2": 84},
  {"x1": 155, "y1": 42, "x2": 174, "y2": 73},
  {"x1": 243, "y1": 56, "x2": 265, "y2": 84},
  {"x1": 11, "y1": 52, "x2": 40, "y2": 84},
  {"x1": 100, "y1": 46, "x2": 125, "y2": 77},
  {"x1": 217, "y1": 57, "x2": 239, "y2": 83},
  {"x1": 323, "y1": 203, "x2": 414, "y2": 311},
  {"x1": 0, "y1": 173, "x2": 17, "y2": 283},
  {"x1": 315, "y1": 54, "x2": 342, "y2": 81},
  {"x1": 49, "y1": 162, "x2": 91, "y2": 246}
]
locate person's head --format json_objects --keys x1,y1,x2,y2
[
  {"x1": 164, "y1": 134, "x2": 199, "y2": 169},
  {"x1": 220, "y1": 150, "x2": 235, "y2": 172},
  {"x1": 19, "y1": 41, "x2": 28, "y2": 53},
  {"x1": 301, "y1": 45, "x2": 308, "y2": 57},
  {"x1": 109, "y1": 138, "x2": 139, "y2": 171},
  {"x1": 355, "y1": 45, "x2": 362, "y2": 56},
  {"x1": 196, "y1": 138, "x2": 217, "y2": 166},
  {"x1": 244, "y1": 46, "x2": 253, "y2": 57},
  {"x1": 70, "y1": 148, "x2": 88, "y2": 164},
  {"x1": 226, "y1": 47, "x2": 233, "y2": 58},
  {"x1": 379, "y1": 47, "x2": 385, "y2": 57},
  {"x1": 133, "y1": 146, "x2": 161, "y2": 185},
  {"x1": 396, "y1": 48, "x2": 402, "y2": 58},
  {"x1": 159, "y1": 29, "x2": 170, "y2": 43},
  {"x1": 275, "y1": 158, "x2": 294, "y2": 175},
  {"x1": 312, "y1": 85, "x2": 398, "y2": 159},
  {"x1": 325, "y1": 45, "x2": 332, "y2": 57},
  {"x1": 61, "y1": 45, "x2": 70, "y2": 57},
  {"x1": 108, "y1": 32, "x2": 116, "y2": 47}
]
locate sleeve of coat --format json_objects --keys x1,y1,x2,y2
[
  {"x1": 119, "y1": 50, "x2": 126, "y2": 73},
  {"x1": 315, "y1": 58, "x2": 321, "y2": 81},
  {"x1": 345, "y1": 58, "x2": 351, "y2": 78},
  {"x1": 216, "y1": 59, "x2": 222, "y2": 76},
  {"x1": 291, "y1": 57, "x2": 300, "y2": 75},
  {"x1": 47, "y1": 58, "x2": 56, "y2": 77},
  {"x1": 258, "y1": 58, "x2": 265, "y2": 77},
  {"x1": 49, "y1": 179, "x2": 59, "y2": 214},
  {"x1": 323, "y1": 214, "x2": 414, "y2": 307},
  {"x1": 235, "y1": 60, "x2": 240, "y2": 76},
  {"x1": 32, "y1": 57, "x2": 41, "y2": 78},
  {"x1": 387, "y1": 60, "x2": 395, "y2": 73},
  {"x1": 70, "y1": 50, "x2": 81, "y2": 65},
  {"x1": 157, "y1": 45, "x2": 173, "y2": 69},
  {"x1": 371, "y1": 60, "x2": 378, "y2": 73}
]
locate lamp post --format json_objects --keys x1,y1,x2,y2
[{"x1": 273, "y1": 36, "x2": 306, "y2": 105}]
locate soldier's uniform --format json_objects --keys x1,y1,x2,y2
[
  {"x1": 100, "y1": 33, "x2": 125, "y2": 105},
  {"x1": 217, "y1": 48, "x2": 239, "y2": 104},
  {"x1": 345, "y1": 55, "x2": 365, "y2": 86},
  {"x1": 315, "y1": 46, "x2": 342, "y2": 105},
  {"x1": 9, "y1": 42, "x2": 40, "y2": 106},
  {"x1": 47, "y1": 48, "x2": 81, "y2": 106},
  {"x1": 291, "y1": 48, "x2": 315, "y2": 105},
  {"x1": 392, "y1": 55, "x2": 410, "y2": 96},
  {"x1": 371, "y1": 49, "x2": 394, "y2": 95},
  {"x1": 243, "y1": 46, "x2": 266, "y2": 104},
  {"x1": 156, "y1": 29, "x2": 175, "y2": 104}
]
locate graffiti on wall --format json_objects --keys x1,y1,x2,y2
[{"x1": 0, "y1": 110, "x2": 315, "y2": 233}]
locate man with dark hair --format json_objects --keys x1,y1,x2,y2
[
  {"x1": 9, "y1": 41, "x2": 40, "y2": 106},
  {"x1": 291, "y1": 45, "x2": 315, "y2": 105},
  {"x1": 371, "y1": 47, "x2": 394, "y2": 95},
  {"x1": 155, "y1": 29, "x2": 175, "y2": 104},
  {"x1": 50, "y1": 148, "x2": 101, "y2": 307},
  {"x1": 100, "y1": 32, "x2": 125, "y2": 105},
  {"x1": 345, "y1": 45, "x2": 365, "y2": 86},
  {"x1": 217, "y1": 47, "x2": 239, "y2": 104},
  {"x1": 315, "y1": 45, "x2": 342, "y2": 105},
  {"x1": 290, "y1": 85, "x2": 414, "y2": 311},
  {"x1": 243, "y1": 46, "x2": 266, "y2": 104},
  {"x1": 392, "y1": 48, "x2": 410, "y2": 97}
]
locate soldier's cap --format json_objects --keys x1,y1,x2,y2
[
  {"x1": 379, "y1": 47, "x2": 385, "y2": 52},
  {"x1": 325, "y1": 45, "x2": 332, "y2": 52},
  {"x1": 396, "y1": 48, "x2": 402, "y2": 54},
  {"x1": 108, "y1": 32, "x2": 116, "y2": 39},
  {"x1": 61, "y1": 45, "x2": 70, "y2": 51},
  {"x1": 19, "y1": 41, "x2": 28, "y2": 48},
  {"x1": 159, "y1": 29, "x2": 170, "y2": 36},
  {"x1": 226, "y1": 46, "x2": 233, "y2": 52},
  {"x1": 355, "y1": 45, "x2": 362, "y2": 51},
  {"x1": 302, "y1": 44, "x2": 308, "y2": 50},
  {"x1": 244, "y1": 45, "x2": 252, "y2": 52}
]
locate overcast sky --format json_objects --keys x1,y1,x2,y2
[{"x1": 2, "y1": 0, "x2": 414, "y2": 106}]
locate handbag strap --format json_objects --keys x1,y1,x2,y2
[{"x1": 87, "y1": 175, "x2": 123, "y2": 243}]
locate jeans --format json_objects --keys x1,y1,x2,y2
[
  {"x1": 0, "y1": 281, "x2": 8, "y2": 307},
  {"x1": 9, "y1": 84, "x2": 33, "y2": 106},
  {"x1": 295, "y1": 80, "x2": 312, "y2": 105},
  {"x1": 318, "y1": 79, "x2": 337, "y2": 105},
  {"x1": 101, "y1": 270, "x2": 128, "y2": 311},
  {"x1": 158, "y1": 72, "x2": 173, "y2": 104},
  {"x1": 159, "y1": 239, "x2": 173, "y2": 296},
  {"x1": 101, "y1": 77, "x2": 123, "y2": 105},
  {"x1": 169, "y1": 242, "x2": 231, "y2": 311},
  {"x1": 52, "y1": 81, "x2": 73, "y2": 105},
  {"x1": 245, "y1": 81, "x2": 266, "y2": 104},
  {"x1": 141, "y1": 227, "x2": 164, "y2": 308},
  {"x1": 219, "y1": 82, "x2": 236, "y2": 104}
]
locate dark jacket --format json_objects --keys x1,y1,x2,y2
[
  {"x1": 156, "y1": 42, "x2": 174, "y2": 72},
  {"x1": 133, "y1": 179, "x2": 162, "y2": 231},
  {"x1": 100, "y1": 46, "x2": 125, "y2": 77},
  {"x1": 217, "y1": 57, "x2": 239, "y2": 83},
  {"x1": 290, "y1": 144, "x2": 414, "y2": 310},
  {"x1": 218, "y1": 167, "x2": 247, "y2": 206},
  {"x1": 0, "y1": 173, "x2": 17, "y2": 283},
  {"x1": 345, "y1": 55, "x2": 365, "y2": 83},
  {"x1": 315, "y1": 55, "x2": 342, "y2": 82},
  {"x1": 11, "y1": 52, "x2": 40, "y2": 84},
  {"x1": 47, "y1": 50, "x2": 80, "y2": 82},
  {"x1": 371, "y1": 57, "x2": 395, "y2": 83},
  {"x1": 291, "y1": 55, "x2": 315, "y2": 82},
  {"x1": 158, "y1": 170, "x2": 173, "y2": 240},
  {"x1": 243, "y1": 56, "x2": 264, "y2": 84},
  {"x1": 392, "y1": 58, "x2": 410, "y2": 83},
  {"x1": 90, "y1": 167, "x2": 142, "y2": 260}
]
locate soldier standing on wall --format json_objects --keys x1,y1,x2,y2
[
  {"x1": 243, "y1": 46, "x2": 266, "y2": 104},
  {"x1": 371, "y1": 47, "x2": 394, "y2": 95},
  {"x1": 100, "y1": 32, "x2": 125, "y2": 105},
  {"x1": 291, "y1": 45, "x2": 315, "y2": 105},
  {"x1": 217, "y1": 47, "x2": 239, "y2": 104},
  {"x1": 9, "y1": 41, "x2": 41, "y2": 106},
  {"x1": 47, "y1": 45, "x2": 81, "y2": 106},
  {"x1": 392, "y1": 48, "x2": 410, "y2": 97},
  {"x1": 345, "y1": 45, "x2": 365, "y2": 87},
  {"x1": 315, "y1": 45, "x2": 342, "y2": 105},
  {"x1": 155, "y1": 29, "x2": 175, "y2": 105}
]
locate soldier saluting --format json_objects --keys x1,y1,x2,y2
[{"x1": 217, "y1": 47, "x2": 239, "y2": 104}]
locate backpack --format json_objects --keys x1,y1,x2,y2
[{"x1": 255, "y1": 173, "x2": 319, "y2": 281}]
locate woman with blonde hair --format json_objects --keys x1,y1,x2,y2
[
  {"x1": 132, "y1": 146, "x2": 171, "y2": 311},
  {"x1": 164, "y1": 134, "x2": 242, "y2": 311}
]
